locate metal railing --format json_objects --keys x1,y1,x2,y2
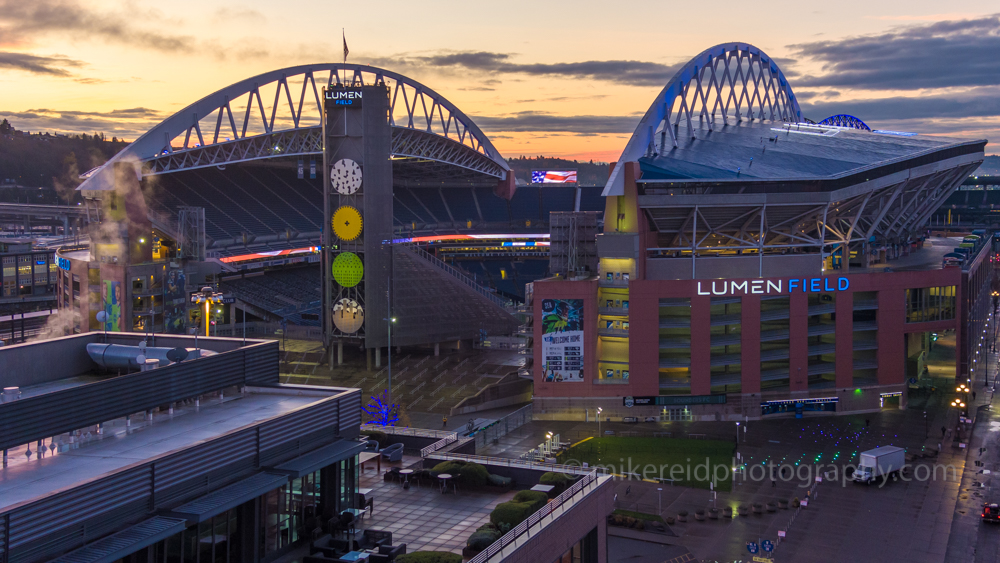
[
  {"x1": 403, "y1": 245, "x2": 513, "y2": 309},
  {"x1": 473, "y1": 404, "x2": 532, "y2": 451},
  {"x1": 424, "y1": 452, "x2": 603, "y2": 477},
  {"x1": 360, "y1": 424, "x2": 456, "y2": 439},
  {"x1": 469, "y1": 470, "x2": 603, "y2": 563},
  {"x1": 420, "y1": 433, "x2": 459, "y2": 457}
]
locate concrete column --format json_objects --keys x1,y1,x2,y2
[
  {"x1": 367, "y1": 348, "x2": 372, "y2": 371},
  {"x1": 375, "y1": 347, "x2": 381, "y2": 368},
  {"x1": 741, "y1": 295, "x2": 762, "y2": 394},
  {"x1": 835, "y1": 289, "x2": 854, "y2": 389},
  {"x1": 689, "y1": 294, "x2": 711, "y2": 396},
  {"x1": 337, "y1": 341, "x2": 344, "y2": 365},
  {"x1": 434, "y1": 343, "x2": 440, "y2": 356},
  {"x1": 789, "y1": 291, "x2": 809, "y2": 392}
]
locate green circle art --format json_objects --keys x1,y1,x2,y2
[{"x1": 332, "y1": 252, "x2": 364, "y2": 287}]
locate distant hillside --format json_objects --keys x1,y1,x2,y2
[
  {"x1": 506, "y1": 156, "x2": 610, "y2": 186},
  {"x1": 974, "y1": 155, "x2": 1000, "y2": 176},
  {"x1": 0, "y1": 118, "x2": 128, "y2": 202}
]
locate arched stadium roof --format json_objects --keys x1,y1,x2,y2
[
  {"x1": 604, "y1": 43, "x2": 802, "y2": 196},
  {"x1": 78, "y1": 64, "x2": 510, "y2": 192}
]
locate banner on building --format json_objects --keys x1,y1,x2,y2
[
  {"x1": 531, "y1": 170, "x2": 577, "y2": 184},
  {"x1": 541, "y1": 298, "x2": 584, "y2": 382},
  {"x1": 103, "y1": 280, "x2": 122, "y2": 332}
]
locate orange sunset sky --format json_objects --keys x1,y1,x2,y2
[{"x1": 1, "y1": 1, "x2": 999, "y2": 160}]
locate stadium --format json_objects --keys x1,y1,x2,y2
[
  {"x1": 57, "y1": 65, "x2": 603, "y2": 371},
  {"x1": 53, "y1": 43, "x2": 993, "y2": 421},
  {"x1": 530, "y1": 43, "x2": 991, "y2": 420}
]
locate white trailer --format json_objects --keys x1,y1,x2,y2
[{"x1": 853, "y1": 446, "x2": 906, "y2": 484}]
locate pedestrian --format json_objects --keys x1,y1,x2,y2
[
  {"x1": 941, "y1": 426, "x2": 947, "y2": 438},
  {"x1": 973, "y1": 391, "x2": 977, "y2": 401},
  {"x1": 938, "y1": 442, "x2": 942, "y2": 453},
  {"x1": 771, "y1": 478, "x2": 776, "y2": 488},
  {"x1": 865, "y1": 418, "x2": 870, "y2": 428},
  {"x1": 442, "y1": 416, "x2": 448, "y2": 428}
]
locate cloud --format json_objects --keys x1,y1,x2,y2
[
  {"x1": 211, "y1": 7, "x2": 266, "y2": 24},
  {"x1": 3, "y1": 107, "x2": 164, "y2": 138},
  {"x1": 366, "y1": 50, "x2": 681, "y2": 86},
  {"x1": 474, "y1": 111, "x2": 641, "y2": 134},
  {"x1": 0, "y1": 0, "x2": 195, "y2": 53},
  {"x1": 0, "y1": 51, "x2": 81, "y2": 76},
  {"x1": 800, "y1": 89, "x2": 1000, "y2": 121},
  {"x1": 787, "y1": 13, "x2": 1000, "y2": 90}
]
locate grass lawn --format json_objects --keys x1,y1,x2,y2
[{"x1": 557, "y1": 437, "x2": 735, "y2": 491}]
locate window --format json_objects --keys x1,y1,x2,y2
[{"x1": 906, "y1": 286, "x2": 956, "y2": 323}]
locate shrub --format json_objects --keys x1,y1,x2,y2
[
  {"x1": 457, "y1": 463, "x2": 490, "y2": 487},
  {"x1": 476, "y1": 523, "x2": 499, "y2": 533},
  {"x1": 539, "y1": 472, "x2": 573, "y2": 492},
  {"x1": 431, "y1": 460, "x2": 467, "y2": 474},
  {"x1": 512, "y1": 490, "x2": 548, "y2": 512},
  {"x1": 665, "y1": 516, "x2": 675, "y2": 525},
  {"x1": 490, "y1": 502, "x2": 534, "y2": 529},
  {"x1": 488, "y1": 473, "x2": 512, "y2": 487},
  {"x1": 466, "y1": 530, "x2": 500, "y2": 551},
  {"x1": 396, "y1": 552, "x2": 462, "y2": 563},
  {"x1": 366, "y1": 430, "x2": 389, "y2": 448}
]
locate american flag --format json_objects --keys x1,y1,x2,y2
[{"x1": 531, "y1": 170, "x2": 577, "y2": 184}]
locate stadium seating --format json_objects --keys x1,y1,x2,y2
[{"x1": 221, "y1": 265, "x2": 322, "y2": 325}]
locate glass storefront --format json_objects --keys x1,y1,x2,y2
[{"x1": 126, "y1": 456, "x2": 357, "y2": 563}]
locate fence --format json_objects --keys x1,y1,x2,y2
[
  {"x1": 468, "y1": 470, "x2": 604, "y2": 563},
  {"x1": 360, "y1": 424, "x2": 455, "y2": 439},
  {"x1": 424, "y1": 452, "x2": 602, "y2": 477},
  {"x1": 473, "y1": 404, "x2": 532, "y2": 451},
  {"x1": 420, "y1": 434, "x2": 459, "y2": 457}
]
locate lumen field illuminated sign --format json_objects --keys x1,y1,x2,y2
[{"x1": 696, "y1": 277, "x2": 850, "y2": 297}]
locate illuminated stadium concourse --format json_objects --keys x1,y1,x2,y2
[
  {"x1": 532, "y1": 43, "x2": 990, "y2": 421},
  {"x1": 60, "y1": 64, "x2": 594, "y2": 360}
]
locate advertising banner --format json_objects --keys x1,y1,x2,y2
[
  {"x1": 531, "y1": 170, "x2": 577, "y2": 184},
  {"x1": 541, "y1": 299, "x2": 584, "y2": 382},
  {"x1": 103, "y1": 280, "x2": 122, "y2": 332},
  {"x1": 163, "y1": 268, "x2": 187, "y2": 334}
]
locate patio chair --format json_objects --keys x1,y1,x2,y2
[
  {"x1": 356, "y1": 492, "x2": 374, "y2": 516},
  {"x1": 380, "y1": 443, "x2": 404, "y2": 462},
  {"x1": 311, "y1": 535, "x2": 352, "y2": 558},
  {"x1": 377, "y1": 543, "x2": 407, "y2": 561},
  {"x1": 364, "y1": 439, "x2": 380, "y2": 452},
  {"x1": 357, "y1": 529, "x2": 392, "y2": 550}
]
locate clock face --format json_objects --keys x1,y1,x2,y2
[
  {"x1": 333, "y1": 298, "x2": 364, "y2": 333},
  {"x1": 332, "y1": 206, "x2": 363, "y2": 241},
  {"x1": 332, "y1": 252, "x2": 364, "y2": 288},
  {"x1": 331, "y1": 158, "x2": 362, "y2": 194}
]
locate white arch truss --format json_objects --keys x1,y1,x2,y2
[
  {"x1": 603, "y1": 43, "x2": 802, "y2": 196},
  {"x1": 79, "y1": 64, "x2": 509, "y2": 191}
]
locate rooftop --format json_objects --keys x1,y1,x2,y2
[
  {"x1": 639, "y1": 119, "x2": 985, "y2": 184},
  {"x1": 0, "y1": 387, "x2": 336, "y2": 512}
]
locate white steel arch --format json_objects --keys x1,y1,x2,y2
[
  {"x1": 603, "y1": 43, "x2": 802, "y2": 196},
  {"x1": 78, "y1": 64, "x2": 510, "y2": 191}
]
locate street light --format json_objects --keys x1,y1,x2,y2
[
  {"x1": 596, "y1": 407, "x2": 603, "y2": 437},
  {"x1": 190, "y1": 286, "x2": 224, "y2": 345},
  {"x1": 383, "y1": 276, "x2": 397, "y2": 403}
]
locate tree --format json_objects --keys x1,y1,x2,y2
[{"x1": 0, "y1": 119, "x2": 12, "y2": 135}]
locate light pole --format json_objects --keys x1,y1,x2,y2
[
  {"x1": 657, "y1": 487, "x2": 663, "y2": 515},
  {"x1": 597, "y1": 407, "x2": 603, "y2": 438},
  {"x1": 190, "y1": 286, "x2": 224, "y2": 348}
]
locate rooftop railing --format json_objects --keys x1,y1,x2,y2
[{"x1": 469, "y1": 470, "x2": 606, "y2": 563}]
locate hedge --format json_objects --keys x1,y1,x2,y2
[
  {"x1": 490, "y1": 502, "x2": 534, "y2": 529},
  {"x1": 396, "y1": 552, "x2": 462, "y2": 563},
  {"x1": 429, "y1": 460, "x2": 490, "y2": 487},
  {"x1": 512, "y1": 490, "x2": 548, "y2": 512},
  {"x1": 466, "y1": 530, "x2": 501, "y2": 551}
]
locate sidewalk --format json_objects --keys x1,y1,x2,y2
[{"x1": 944, "y1": 347, "x2": 999, "y2": 562}]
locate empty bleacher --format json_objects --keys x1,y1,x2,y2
[{"x1": 221, "y1": 265, "x2": 322, "y2": 326}]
